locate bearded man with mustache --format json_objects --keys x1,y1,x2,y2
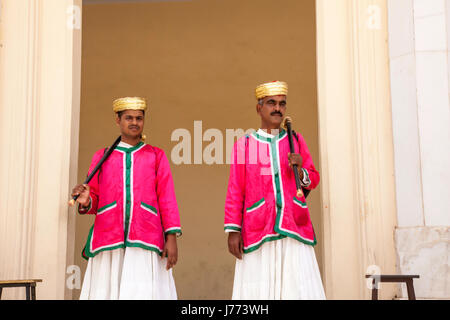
[
  {"x1": 224, "y1": 81, "x2": 325, "y2": 299},
  {"x1": 72, "y1": 97, "x2": 181, "y2": 300}
]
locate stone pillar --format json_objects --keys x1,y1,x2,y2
[
  {"x1": 0, "y1": 0, "x2": 82, "y2": 299},
  {"x1": 388, "y1": 0, "x2": 450, "y2": 299},
  {"x1": 316, "y1": 0, "x2": 398, "y2": 299}
]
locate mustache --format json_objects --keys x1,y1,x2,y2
[
  {"x1": 128, "y1": 126, "x2": 140, "y2": 129},
  {"x1": 270, "y1": 111, "x2": 283, "y2": 116}
]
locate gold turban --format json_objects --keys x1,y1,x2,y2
[
  {"x1": 113, "y1": 97, "x2": 147, "y2": 113},
  {"x1": 255, "y1": 81, "x2": 288, "y2": 100}
]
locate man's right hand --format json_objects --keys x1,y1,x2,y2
[
  {"x1": 71, "y1": 184, "x2": 90, "y2": 207},
  {"x1": 228, "y1": 232, "x2": 244, "y2": 260}
]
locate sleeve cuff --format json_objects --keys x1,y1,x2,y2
[
  {"x1": 224, "y1": 224, "x2": 242, "y2": 233},
  {"x1": 77, "y1": 196, "x2": 92, "y2": 214},
  {"x1": 165, "y1": 227, "x2": 182, "y2": 237}
]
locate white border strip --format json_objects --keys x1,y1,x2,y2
[
  {"x1": 113, "y1": 149, "x2": 127, "y2": 232},
  {"x1": 141, "y1": 203, "x2": 157, "y2": 216},
  {"x1": 126, "y1": 239, "x2": 163, "y2": 253},
  {"x1": 246, "y1": 199, "x2": 265, "y2": 213},
  {"x1": 293, "y1": 199, "x2": 308, "y2": 208},
  {"x1": 97, "y1": 202, "x2": 117, "y2": 216},
  {"x1": 224, "y1": 223, "x2": 241, "y2": 229},
  {"x1": 128, "y1": 144, "x2": 145, "y2": 239},
  {"x1": 165, "y1": 227, "x2": 182, "y2": 233},
  {"x1": 244, "y1": 233, "x2": 280, "y2": 250},
  {"x1": 91, "y1": 240, "x2": 124, "y2": 254}
]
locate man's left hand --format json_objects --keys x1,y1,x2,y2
[{"x1": 162, "y1": 234, "x2": 178, "y2": 270}]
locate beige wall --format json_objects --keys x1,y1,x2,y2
[{"x1": 75, "y1": 0, "x2": 320, "y2": 299}]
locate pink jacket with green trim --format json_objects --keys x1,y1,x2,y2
[
  {"x1": 224, "y1": 129, "x2": 319, "y2": 254},
  {"x1": 79, "y1": 142, "x2": 181, "y2": 259}
]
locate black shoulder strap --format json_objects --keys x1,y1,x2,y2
[{"x1": 97, "y1": 147, "x2": 107, "y2": 183}]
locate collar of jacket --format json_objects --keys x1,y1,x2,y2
[{"x1": 115, "y1": 141, "x2": 145, "y2": 153}]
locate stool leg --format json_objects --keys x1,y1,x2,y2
[
  {"x1": 372, "y1": 279, "x2": 379, "y2": 300},
  {"x1": 31, "y1": 284, "x2": 36, "y2": 300},
  {"x1": 406, "y1": 280, "x2": 416, "y2": 300},
  {"x1": 0, "y1": 287, "x2": 2, "y2": 299},
  {"x1": 25, "y1": 285, "x2": 30, "y2": 300}
]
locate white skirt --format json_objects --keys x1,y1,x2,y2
[
  {"x1": 80, "y1": 247, "x2": 177, "y2": 300},
  {"x1": 232, "y1": 237, "x2": 326, "y2": 300}
]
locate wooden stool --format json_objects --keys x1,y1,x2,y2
[
  {"x1": 365, "y1": 274, "x2": 420, "y2": 300},
  {"x1": 0, "y1": 279, "x2": 43, "y2": 300}
]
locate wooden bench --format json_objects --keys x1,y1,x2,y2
[
  {"x1": 0, "y1": 279, "x2": 43, "y2": 300},
  {"x1": 365, "y1": 274, "x2": 420, "y2": 300}
]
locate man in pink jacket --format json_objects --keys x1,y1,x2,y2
[
  {"x1": 224, "y1": 81, "x2": 326, "y2": 299},
  {"x1": 72, "y1": 97, "x2": 181, "y2": 299}
]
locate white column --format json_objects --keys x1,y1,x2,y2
[
  {"x1": 0, "y1": 0, "x2": 82, "y2": 299},
  {"x1": 387, "y1": 0, "x2": 424, "y2": 227},
  {"x1": 413, "y1": 0, "x2": 450, "y2": 226},
  {"x1": 316, "y1": 0, "x2": 398, "y2": 299},
  {"x1": 388, "y1": 0, "x2": 450, "y2": 299}
]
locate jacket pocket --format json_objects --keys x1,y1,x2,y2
[
  {"x1": 97, "y1": 201, "x2": 117, "y2": 216},
  {"x1": 293, "y1": 197, "x2": 307, "y2": 209},
  {"x1": 140, "y1": 201, "x2": 158, "y2": 217},
  {"x1": 246, "y1": 197, "x2": 265, "y2": 214},
  {"x1": 244, "y1": 197, "x2": 266, "y2": 233},
  {"x1": 293, "y1": 196, "x2": 308, "y2": 226}
]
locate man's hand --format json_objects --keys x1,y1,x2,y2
[
  {"x1": 71, "y1": 184, "x2": 90, "y2": 207},
  {"x1": 288, "y1": 153, "x2": 304, "y2": 180},
  {"x1": 162, "y1": 234, "x2": 178, "y2": 270},
  {"x1": 228, "y1": 232, "x2": 243, "y2": 260}
]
